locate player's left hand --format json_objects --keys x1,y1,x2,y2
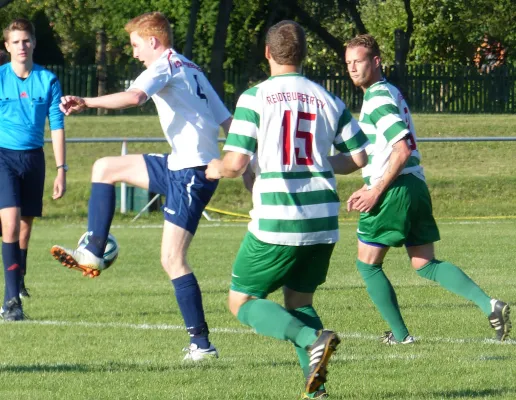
[
  {"x1": 206, "y1": 159, "x2": 224, "y2": 181},
  {"x1": 347, "y1": 186, "x2": 380, "y2": 213},
  {"x1": 52, "y1": 173, "x2": 66, "y2": 199}
]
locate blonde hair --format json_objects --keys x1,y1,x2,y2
[
  {"x1": 124, "y1": 12, "x2": 173, "y2": 48},
  {"x1": 3, "y1": 18, "x2": 36, "y2": 42}
]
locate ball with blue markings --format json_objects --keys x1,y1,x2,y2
[{"x1": 77, "y1": 232, "x2": 119, "y2": 269}]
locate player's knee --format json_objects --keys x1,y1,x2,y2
[
  {"x1": 356, "y1": 258, "x2": 380, "y2": 272},
  {"x1": 228, "y1": 291, "x2": 253, "y2": 318},
  {"x1": 161, "y1": 252, "x2": 188, "y2": 276},
  {"x1": 160, "y1": 254, "x2": 173, "y2": 271},
  {"x1": 1, "y1": 226, "x2": 20, "y2": 241},
  {"x1": 91, "y1": 157, "x2": 115, "y2": 183},
  {"x1": 411, "y1": 258, "x2": 431, "y2": 270},
  {"x1": 228, "y1": 299, "x2": 240, "y2": 317},
  {"x1": 0, "y1": 217, "x2": 20, "y2": 241},
  {"x1": 414, "y1": 259, "x2": 440, "y2": 280}
]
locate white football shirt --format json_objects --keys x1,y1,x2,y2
[
  {"x1": 129, "y1": 49, "x2": 231, "y2": 170},
  {"x1": 224, "y1": 73, "x2": 369, "y2": 246}
]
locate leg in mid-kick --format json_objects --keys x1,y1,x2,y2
[{"x1": 51, "y1": 154, "x2": 149, "y2": 277}]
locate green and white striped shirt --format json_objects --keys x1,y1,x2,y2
[
  {"x1": 359, "y1": 80, "x2": 425, "y2": 187},
  {"x1": 224, "y1": 73, "x2": 368, "y2": 245}
]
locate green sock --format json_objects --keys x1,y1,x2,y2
[
  {"x1": 237, "y1": 299, "x2": 318, "y2": 349},
  {"x1": 416, "y1": 259, "x2": 491, "y2": 315},
  {"x1": 356, "y1": 259, "x2": 409, "y2": 341},
  {"x1": 304, "y1": 384, "x2": 326, "y2": 397},
  {"x1": 288, "y1": 305, "x2": 323, "y2": 377}
]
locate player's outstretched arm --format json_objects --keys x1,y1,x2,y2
[
  {"x1": 60, "y1": 89, "x2": 148, "y2": 115},
  {"x1": 84, "y1": 89, "x2": 148, "y2": 110},
  {"x1": 328, "y1": 149, "x2": 367, "y2": 175}
]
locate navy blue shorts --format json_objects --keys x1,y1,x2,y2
[
  {"x1": 144, "y1": 154, "x2": 218, "y2": 235},
  {"x1": 0, "y1": 147, "x2": 45, "y2": 217}
]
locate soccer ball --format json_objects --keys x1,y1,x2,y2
[{"x1": 77, "y1": 232, "x2": 119, "y2": 269}]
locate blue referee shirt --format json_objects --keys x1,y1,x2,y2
[{"x1": 0, "y1": 63, "x2": 64, "y2": 150}]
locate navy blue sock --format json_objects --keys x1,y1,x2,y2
[
  {"x1": 19, "y1": 248, "x2": 28, "y2": 288},
  {"x1": 3, "y1": 241, "x2": 21, "y2": 306},
  {"x1": 85, "y1": 183, "x2": 116, "y2": 258},
  {"x1": 172, "y1": 273, "x2": 210, "y2": 349}
]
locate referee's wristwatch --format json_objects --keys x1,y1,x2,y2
[{"x1": 56, "y1": 164, "x2": 69, "y2": 172}]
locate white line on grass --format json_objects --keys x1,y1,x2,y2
[
  {"x1": 333, "y1": 353, "x2": 422, "y2": 362},
  {"x1": 20, "y1": 319, "x2": 250, "y2": 334},
  {"x1": 109, "y1": 219, "x2": 516, "y2": 231},
  {"x1": 17, "y1": 319, "x2": 516, "y2": 345},
  {"x1": 58, "y1": 218, "x2": 516, "y2": 232},
  {"x1": 439, "y1": 220, "x2": 516, "y2": 225},
  {"x1": 110, "y1": 223, "x2": 251, "y2": 229}
]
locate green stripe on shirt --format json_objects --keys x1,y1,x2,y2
[
  {"x1": 362, "y1": 113, "x2": 373, "y2": 125},
  {"x1": 261, "y1": 189, "x2": 339, "y2": 206},
  {"x1": 234, "y1": 107, "x2": 260, "y2": 128},
  {"x1": 225, "y1": 134, "x2": 257, "y2": 153},
  {"x1": 259, "y1": 216, "x2": 339, "y2": 233},
  {"x1": 260, "y1": 171, "x2": 334, "y2": 180},
  {"x1": 244, "y1": 86, "x2": 259, "y2": 96},
  {"x1": 364, "y1": 89, "x2": 391, "y2": 101},
  {"x1": 366, "y1": 133, "x2": 376, "y2": 144},
  {"x1": 336, "y1": 109, "x2": 352, "y2": 133},
  {"x1": 369, "y1": 104, "x2": 400, "y2": 125},
  {"x1": 384, "y1": 120, "x2": 408, "y2": 142},
  {"x1": 334, "y1": 130, "x2": 368, "y2": 153}
]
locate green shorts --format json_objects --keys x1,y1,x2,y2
[
  {"x1": 231, "y1": 232, "x2": 335, "y2": 298},
  {"x1": 357, "y1": 174, "x2": 440, "y2": 247}
]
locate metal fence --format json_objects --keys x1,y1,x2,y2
[
  {"x1": 304, "y1": 64, "x2": 516, "y2": 114},
  {"x1": 46, "y1": 63, "x2": 516, "y2": 114}
]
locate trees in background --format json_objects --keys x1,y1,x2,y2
[
  {"x1": 0, "y1": 0, "x2": 514, "y2": 95},
  {"x1": 0, "y1": 0, "x2": 13, "y2": 8}
]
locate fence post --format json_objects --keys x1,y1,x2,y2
[
  {"x1": 96, "y1": 29, "x2": 108, "y2": 116},
  {"x1": 120, "y1": 140, "x2": 127, "y2": 214}
]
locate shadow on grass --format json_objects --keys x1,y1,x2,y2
[
  {"x1": 326, "y1": 387, "x2": 516, "y2": 399},
  {"x1": 0, "y1": 360, "x2": 229, "y2": 374},
  {"x1": 431, "y1": 388, "x2": 516, "y2": 399}
]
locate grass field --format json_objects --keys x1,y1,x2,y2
[
  {"x1": 1, "y1": 114, "x2": 515, "y2": 398},
  {"x1": 1, "y1": 219, "x2": 515, "y2": 399}
]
